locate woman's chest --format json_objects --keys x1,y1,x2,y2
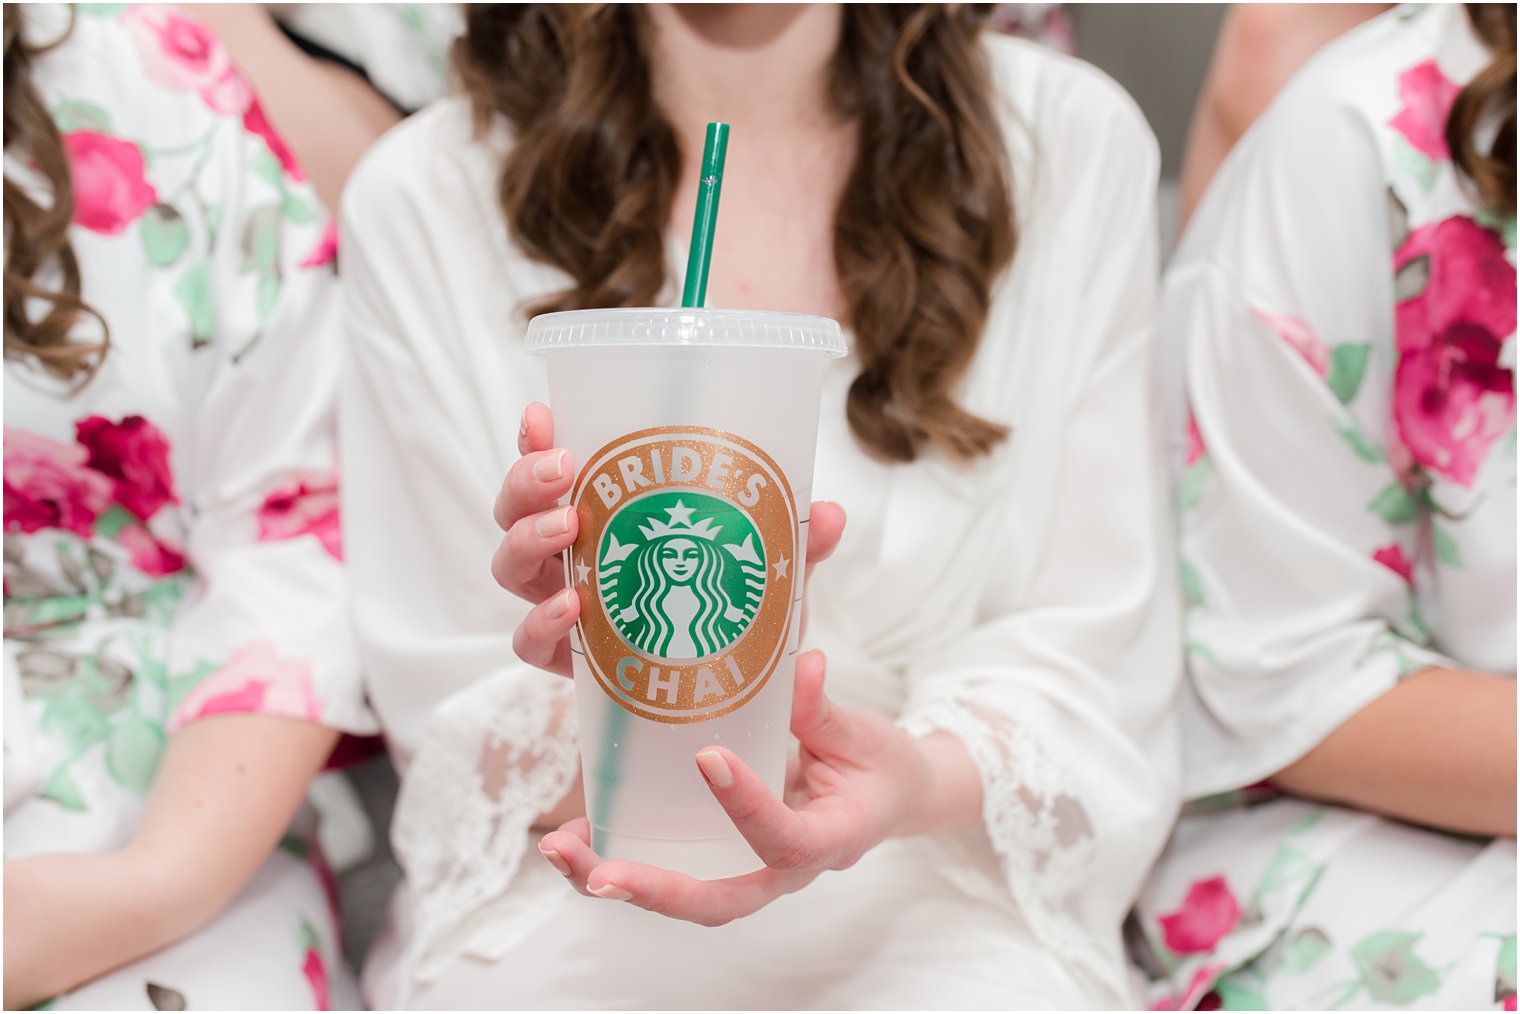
[{"x1": 804, "y1": 360, "x2": 1026, "y2": 689}]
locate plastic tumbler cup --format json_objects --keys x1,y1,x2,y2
[{"x1": 525, "y1": 308, "x2": 846, "y2": 880}]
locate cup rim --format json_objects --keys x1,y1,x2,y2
[{"x1": 524, "y1": 307, "x2": 847, "y2": 357}]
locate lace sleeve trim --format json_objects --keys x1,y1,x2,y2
[
  {"x1": 901, "y1": 691, "x2": 1140, "y2": 1006},
  {"x1": 390, "y1": 668, "x2": 580, "y2": 985}
]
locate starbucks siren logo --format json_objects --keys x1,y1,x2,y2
[
  {"x1": 569, "y1": 427, "x2": 798, "y2": 724},
  {"x1": 599, "y1": 492, "x2": 765, "y2": 659}
]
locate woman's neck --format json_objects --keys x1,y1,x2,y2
[
  {"x1": 645, "y1": 4, "x2": 856, "y2": 320},
  {"x1": 645, "y1": 4, "x2": 844, "y2": 142}
]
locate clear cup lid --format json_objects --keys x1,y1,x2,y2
[{"x1": 524, "y1": 307, "x2": 847, "y2": 357}]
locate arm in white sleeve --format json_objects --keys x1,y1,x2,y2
[
  {"x1": 338, "y1": 137, "x2": 580, "y2": 985},
  {"x1": 900, "y1": 60, "x2": 1183, "y2": 1005}
]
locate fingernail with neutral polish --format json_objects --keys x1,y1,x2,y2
[
  {"x1": 539, "y1": 845, "x2": 571, "y2": 877},
  {"x1": 533, "y1": 450, "x2": 566, "y2": 482},
  {"x1": 545, "y1": 588, "x2": 576, "y2": 619},
  {"x1": 695, "y1": 750, "x2": 734, "y2": 788},
  {"x1": 535, "y1": 506, "x2": 571, "y2": 538},
  {"x1": 589, "y1": 882, "x2": 633, "y2": 902}
]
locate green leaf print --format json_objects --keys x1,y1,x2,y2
[
  {"x1": 51, "y1": 99, "x2": 111, "y2": 133},
  {"x1": 241, "y1": 205, "x2": 283, "y2": 272},
  {"x1": 41, "y1": 691, "x2": 109, "y2": 754},
  {"x1": 1432, "y1": 524, "x2": 1463, "y2": 568},
  {"x1": 258, "y1": 269, "x2": 282, "y2": 322},
  {"x1": 173, "y1": 262, "x2": 216, "y2": 347},
  {"x1": 1336, "y1": 421, "x2": 1384, "y2": 464},
  {"x1": 1286, "y1": 806, "x2": 1328, "y2": 836},
  {"x1": 165, "y1": 659, "x2": 218, "y2": 717},
  {"x1": 1281, "y1": 927, "x2": 1333, "y2": 976},
  {"x1": 140, "y1": 204, "x2": 191, "y2": 268},
  {"x1": 398, "y1": 5, "x2": 427, "y2": 31},
  {"x1": 1180, "y1": 560, "x2": 1205, "y2": 608},
  {"x1": 106, "y1": 718, "x2": 165, "y2": 795},
  {"x1": 17, "y1": 595, "x2": 93, "y2": 631},
  {"x1": 281, "y1": 192, "x2": 321, "y2": 225},
  {"x1": 1180, "y1": 459, "x2": 1211, "y2": 511},
  {"x1": 278, "y1": 833, "x2": 310, "y2": 860},
  {"x1": 140, "y1": 574, "x2": 191, "y2": 625},
  {"x1": 1253, "y1": 841, "x2": 1322, "y2": 905},
  {"x1": 1349, "y1": 930, "x2": 1441, "y2": 1005},
  {"x1": 1326, "y1": 345, "x2": 1371, "y2": 406},
  {"x1": 1490, "y1": 933, "x2": 1518, "y2": 1002},
  {"x1": 206, "y1": 202, "x2": 225, "y2": 246},
  {"x1": 251, "y1": 147, "x2": 285, "y2": 188},
  {"x1": 1475, "y1": 207, "x2": 1518, "y2": 251},
  {"x1": 1216, "y1": 979, "x2": 1269, "y2": 1010},
  {"x1": 1391, "y1": 134, "x2": 1440, "y2": 194},
  {"x1": 94, "y1": 504, "x2": 133, "y2": 540},
  {"x1": 1404, "y1": 600, "x2": 1433, "y2": 646},
  {"x1": 299, "y1": 918, "x2": 322, "y2": 954},
  {"x1": 41, "y1": 764, "x2": 87, "y2": 812},
  {"x1": 1368, "y1": 482, "x2": 1418, "y2": 525}
]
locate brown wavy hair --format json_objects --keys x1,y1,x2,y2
[
  {"x1": 456, "y1": 5, "x2": 1016, "y2": 463},
  {"x1": 1450, "y1": 4, "x2": 1517, "y2": 215},
  {"x1": 3, "y1": 5, "x2": 110, "y2": 385}
]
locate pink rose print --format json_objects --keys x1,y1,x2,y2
[
  {"x1": 63, "y1": 132, "x2": 157, "y2": 235},
  {"x1": 1252, "y1": 309, "x2": 1329, "y2": 378},
  {"x1": 1185, "y1": 412, "x2": 1206, "y2": 468},
  {"x1": 302, "y1": 947, "x2": 330, "y2": 1011},
  {"x1": 122, "y1": 5, "x2": 261, "y2": 117},
  {"x1": 199, "y1": 65, "x2": 254, "y2": 116},
  {"x1": 259, "y1": 474, "x2": 342, "y2": 560},
  {"x1": 1393, "y1": 217, "x2": 1517, "y2": 486},
  {"x1": 1159, "y1": 875, "x2": 1241, "y2": 954},
  {"x1": 1373, "y1": 543, "x2": 1414, "y2": 584},
  {"x1": 3, "y1": 428, "x2": 114, "y2": 537},
  {"x1": 299, "y1": 920, "x2": 331, "y2": 1011},
  {"x1": 244, "y1": 97, "x2": 306, "y2": 181},
  {"x1": 75, "y1": 415, "x2": 178, "y2": 521},
  {"x1": 116, "y1": 522, "x2": 187, "y2": 577},
  {"x1": 1505, "y1": 993, "x2": 1516, "y2": 1012},
  {"x1": 122, "y1": 4, "x2": 230, "y2": 93},
  {"x1": 300, "y1": 222, "x2": 339, "y2": 269},
  {"x1": 1388, "y1": 59, "x2": 1461, "y2": 161},
  {"x1": 171, "y1": 641, "x2": 323, "y2": 731},
  {"x1": 1151, "y1": 965, "x2": 1226, "y2": 1011}
]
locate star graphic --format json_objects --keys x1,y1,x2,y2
[
  {"x1": 773, "y1": 555, "x2": 790, "y2": 579},
  {"x1": 665, "y1": 500, "x2": 696, "y2": 527},
  {"x1": 574, "y1": 556, "x2": 591, "y2": 585}
]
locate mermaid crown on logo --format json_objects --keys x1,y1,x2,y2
[{"x1": 637, "y1": 501, "x2": 723, "y2": 542}]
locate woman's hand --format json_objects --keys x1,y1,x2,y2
[
  {"x1": 535, "y1": 650, "x2": 975, "y2": 926},
  {"x1": 492, "y1": 403, "x2": 847, "y2": 677}
]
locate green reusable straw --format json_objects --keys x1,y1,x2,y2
[
  {"x1": 593, "y1": 123, "x2": 730, "y2": 853},
  {"x1": 680, "y1": 122, "x2": 730, "y2": 307}
]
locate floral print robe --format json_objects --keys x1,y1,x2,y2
[
  {"x1": 1134, "y1": 5, "x2": 1516, "y2": 1010},
  {"x1": 4, "y1": 5, "x2": 373, "y2": 1008}
]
